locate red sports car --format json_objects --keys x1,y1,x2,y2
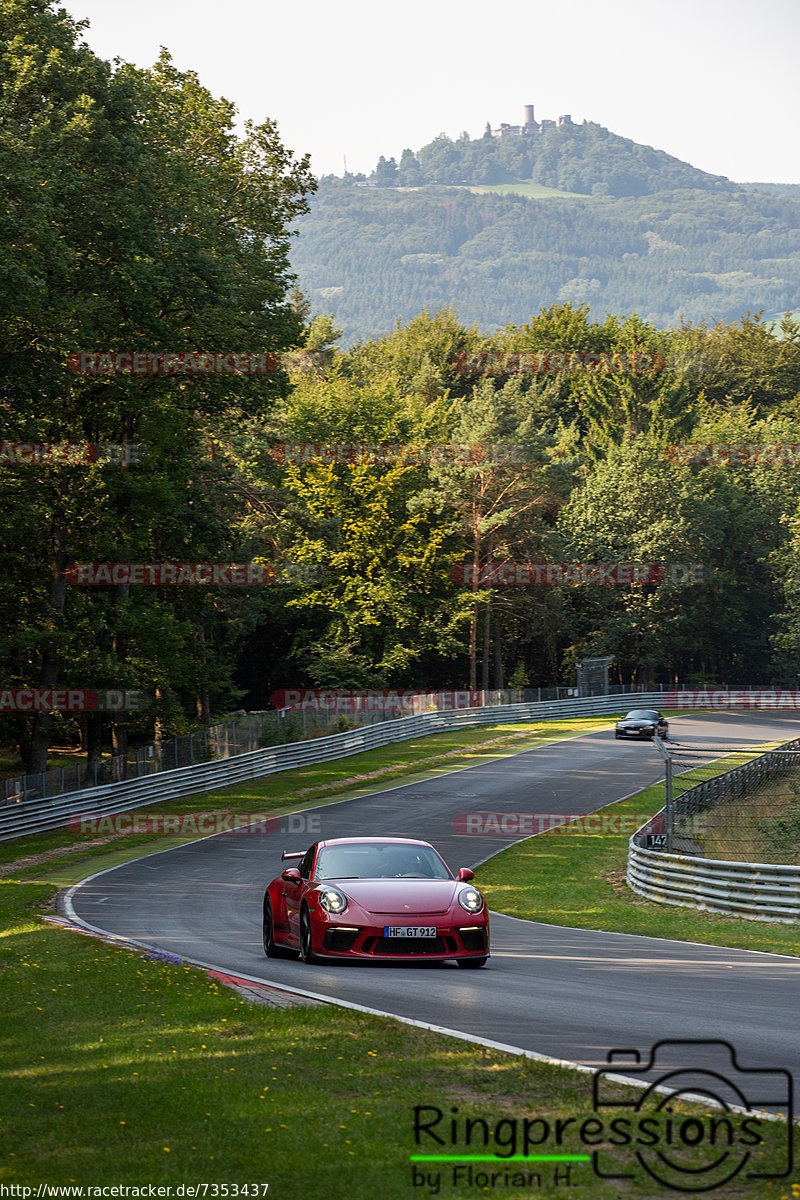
[{"x1": 262, "y1": 836, "x2": 489, "y2": 967}]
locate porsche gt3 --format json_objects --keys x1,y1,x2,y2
[{"x1": 262, "y1": 836, "x2": 489, "y2": 967}]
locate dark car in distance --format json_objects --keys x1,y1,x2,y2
[{"x1": 615, "y1": 708, "x2": 669, "y2": 740}]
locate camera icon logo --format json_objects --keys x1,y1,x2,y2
[{"x1": 592, "y1": 1039, "x2": 793, "y2": 1192}]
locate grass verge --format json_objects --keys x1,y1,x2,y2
[{"x1": 0, "y1": 879, "x2": 794, "y2": 1195}]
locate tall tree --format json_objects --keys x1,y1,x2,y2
[{"x1": 0, "y1": 3, "x2": 315, "y2": 770}]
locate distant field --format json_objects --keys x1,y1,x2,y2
[
  {"x1": 462, "y1": 182, "x2": 591, "y2": 200},
  {"x1": 398, "y1": 180, "x2": 587, "y2": 199}
]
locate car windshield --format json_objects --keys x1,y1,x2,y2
[
  {"x1": 314, "y1": 842, "x2": 453, "y2": 881},
  {"x1": 625, "y1": 709, "x2": 660, "y2": 720}
]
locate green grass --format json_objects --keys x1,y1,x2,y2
[{"x1": 0, "y1": 880, "x2": 793, "y2": 1195}]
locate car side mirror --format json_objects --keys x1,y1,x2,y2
[
  {"x1": 281, "y1": 868, "x2": 302, "y2": 885},
  {"x1": 458, "y1": 867, "x2": 475, "y2": 882}
]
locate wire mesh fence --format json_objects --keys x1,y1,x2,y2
[{"x1": 636, "y1": 739, "x2": 800, "y2": 864}]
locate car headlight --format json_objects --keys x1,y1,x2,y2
[
  {"x1": 318, "y1": 886, "x2": 348, "y2": 914},
  {"x1": 458, "y1": 886, "x2": 484, "y2": 913}
]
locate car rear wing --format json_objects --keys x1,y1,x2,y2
[{"x1": 281, "y1": 850, "x2": 304, "y2": 861}]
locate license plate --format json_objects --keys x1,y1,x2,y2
[{"x1": 383, "y1": 926, "x2": 437, "y2": 938}]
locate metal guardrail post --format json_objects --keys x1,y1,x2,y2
[
  {"x1": 665, "y1": 750, "x2": 673, "y2": 853},
  {"x1": 650, "y1": 731, "x2": 672, "y2": 851}
]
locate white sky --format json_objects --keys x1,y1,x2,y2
[{"x1": 61, "y1": 0, "x2": 800, "y2": 184}]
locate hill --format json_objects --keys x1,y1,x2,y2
[
  {"x1": 370, "y1": 119, "x2": 737, "y2": 198},
  {"x1": 290, "y1": 179, "x2": 800, "y2": 346}
]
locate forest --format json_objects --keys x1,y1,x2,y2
[
  {"x1": 291, "y1": 180, "x2": 800, "y2": 345},
  {"x1": 4, "y1": 0, "x2": 800, "y2": 774}
]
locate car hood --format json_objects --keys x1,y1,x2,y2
[
  {"x1": 619, "y1": 718, "x2": 655, "y2": 726},
  {"x1": 323, "y1": 878, "x2": 460, "y2": 915}
]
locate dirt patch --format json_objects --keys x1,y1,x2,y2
[
  {"x1": 604, "y1": 869, "x2": 650, "y2": 905},
  {"x1": 604, "y1": 869, "x2": 627, "y2": 894},
  {"x1": 0, "y1": 837, "x2": 117, "y2": 878}
]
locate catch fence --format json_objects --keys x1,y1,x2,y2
[{"x1": 636, "y1": 738, "x2": 800, "y2": 862}]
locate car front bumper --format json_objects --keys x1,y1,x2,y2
[{"x1": 316, "y1": 918, "x2": 490, "y2": 961}]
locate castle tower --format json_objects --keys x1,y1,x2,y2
[{"x1": 524, "y1": 104, "x2": 535, "y2": 127}]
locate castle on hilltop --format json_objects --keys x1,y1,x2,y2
[{"x1": 485, "y1": 105, "x2": 576, "y2": 137}]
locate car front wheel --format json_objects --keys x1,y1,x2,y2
[
  {"x1": 300, "y1": 905, "x2": 318, "y2": 964},
  {"x1": 263, "y1": 895, "x2": 293, "y2": 959}
]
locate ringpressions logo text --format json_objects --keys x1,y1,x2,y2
[{"x1": 410, "y1": 1039, "x2": 793, "y2": 1192}]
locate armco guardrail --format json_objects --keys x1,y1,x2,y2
[
  {"x1": 627, "y1": 844, "x2": 800, "y2": 923},
  {"x1": 628, "y1": 737, "x2": 800, "y2": 923},
  {"x1": 0, "y1": 691, "x2": 665, "y2": 842},
  {"x1": 1, "y1": 704, "x2": 407, "y2": 808}
]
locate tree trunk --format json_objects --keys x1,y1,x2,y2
[
  {"x1": 481, "y1": 601, "x2": 491, "y2": 692},
  {"x1": 195, "y1": 622, "x2": 211, "y2": 723},
  {"x1": 110, "y1": 576, "x2": 131, "y2": 778},
  {"x1": 493, "y1": 621, "x2": 504, "y2": 689},
  {"x1": 153, "y1": 685, "x2": 167, "y2": 742},
  {"x1": 111, "y1": 721, "x2": 128, "y2": 780},
  {"x1": 22, "y1": 525, "x2": 68, "y2": 774},
  {"x1": 469, "y1": 523, "x2": 480, "y2": 690},
  {"x1": 84, "y1": 710, "x2": 104, "y2": 780}
]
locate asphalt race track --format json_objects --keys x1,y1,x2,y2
[{"x1": 64, "y1": 713, "x2": 800, "y2": 1103}]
